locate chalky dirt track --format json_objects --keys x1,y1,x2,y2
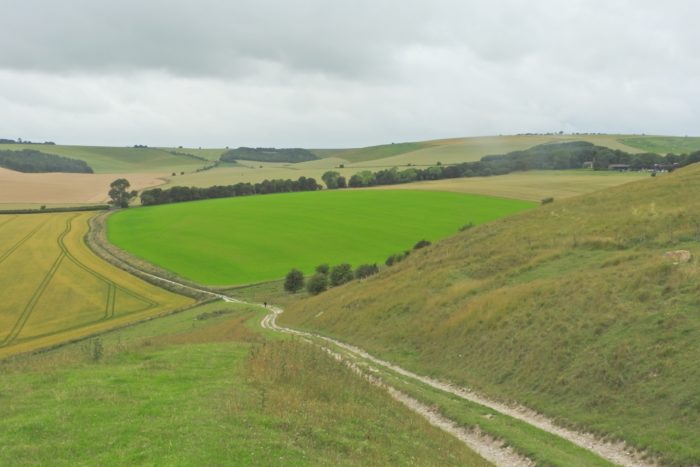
[{"x1": 133, "y1": 267, "x2": 654, "y2": 467}]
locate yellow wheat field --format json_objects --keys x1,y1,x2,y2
[{"x1": 0, "y1": 212, "x2": 194, "y2": 358}]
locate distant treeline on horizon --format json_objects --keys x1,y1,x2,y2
[
  {"x1": 0, "y1": 138, "x2": 55, "y2": 145},
  {"x1": 324, "y1": 141, "x2": 700, "y2": 189}
]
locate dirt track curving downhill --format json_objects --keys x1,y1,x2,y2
[{"x1": 120, "y1": 263, "x2": 655, "y2": 467}]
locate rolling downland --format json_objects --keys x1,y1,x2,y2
[{"x1": 280, "y1": 163, "x2": 700, "y2": 465}]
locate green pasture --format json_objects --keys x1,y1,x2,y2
[{"x1": 108, "y1": 190, "x2": 534, "y2": 285}]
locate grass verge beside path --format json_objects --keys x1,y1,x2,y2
[{"x1": 0, "y1": 301, "x2": 488, "y2": 466}]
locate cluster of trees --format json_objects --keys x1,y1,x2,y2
[
  {"x1": 384, "y1": 239, "x2": 432, "y2": 266},
  {"x1": 321, "y1": 142, "x2": 700, "y2": 190},
  {"x1": 220, "y1": 147, "x2": 318, "y2": 163},
  {"x1": 0, "y1": 149, "x2": 93, "y2": 173},
  {"x1": 140, "y1": 176, "x2": 321, "y2": 206},
  {"x1": 321, "y1": 171, "x2": 347, "y2": 189},
  {"x1": 284, "y1": 239, "x2": 432, "y2": 295},
  {"x1": 284, "y1": 262, "x2": 379, "y2": 295},
  {"x1": 108, "y1": 179, "x2": 137, "y2": 208}
]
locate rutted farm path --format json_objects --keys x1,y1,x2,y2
[{"x1": 117, "y1": 268, "x2": 655, "y2": 466}]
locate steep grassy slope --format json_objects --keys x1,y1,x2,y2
[
  {"x1": 0, "y1": 301, "x2": 487, "y2": 466},
  {"x1": 281, "y1": 163, "x2": 700, "y2": 465}
]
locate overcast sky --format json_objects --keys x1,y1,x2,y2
[{"x1": 1, "y1": 0, "x2": 698, "y2": 147}]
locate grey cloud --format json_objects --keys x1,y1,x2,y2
[{"x1": 0, "y1": 0, "x2": 699, "y2": 146}]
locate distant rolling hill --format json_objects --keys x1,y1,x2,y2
[
  {"x1": 0, "y1": 144, "x2": 210, "y2": 173},
  {"x1": 280, "y1": 161, "x2": 700, "y2": 465}
]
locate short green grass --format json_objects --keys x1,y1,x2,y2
[
  {"x1": 108, "y1": 190, "x2": 534, "y2": 285},
  {"x1": 0, "y1": 301, "x2": 488, "y2": 466}
]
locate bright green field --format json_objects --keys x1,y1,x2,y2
[{"x1": 108, "y1": 190, "x2": 534, "y2": 285}]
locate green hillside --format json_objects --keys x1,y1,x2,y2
[
  {"x1": 280, "y1": 163, "x2": 700, "y2": 465},
  {"x1": 312, "y1": 134, "x2": 696, "y2": 167},
  {"x1": 0, "y1": 144, "x2": 206, "y2": 173}
]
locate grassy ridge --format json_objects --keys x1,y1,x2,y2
[
  {"x1": 281, "y1": 164, "x2": 700, "y2": 465},
  {"x1": 108, "y1": 190, "x2": 534, "y2": 285},
  {"x1": 0, "y1": 212, "x2": 193, "y2": 358},
  {"x1": 0, "y1": 144, "x2": 205, "y2": 173},
  {"x1": 0, "y1": 301, "x2": 488, "y2": 466}
]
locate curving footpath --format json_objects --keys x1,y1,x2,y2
[{"x1": 137, "y1": 269, "x2": 654, "y2": 467}]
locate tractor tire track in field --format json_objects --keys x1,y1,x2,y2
[
  {"x1": 0, "y1": 221, "x2": 46, "y2": 266},
  {"x1": 121, "y1": 269, "x2": 653, "y2": 466},
  {"x1": 0, "y1": 220, "x2": 69, "y2": 347},
  {"x1": 1, "y1": 215, "x2": 158, "y2": 348},
  {"x1": 54, "y1": 215, "x2": 159, "y2": 318},
  {"x1": 0, "y1": 215, "x2": 18, "y2": 231}
]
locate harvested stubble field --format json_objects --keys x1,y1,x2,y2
[
  {"x1": 0, "y1": 212, "x2": 193, "y2": 358},
  {"x1": 0, "y1": 167, "x2": 164, "y2": 206}
]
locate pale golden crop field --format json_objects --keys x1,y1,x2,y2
[
  {"x1": 0, "y1": 212, "x2": 193, "y2": 358},
  {"x1": 372, "y1": 170, "x2": 649, "y2": 201},
  {"x1": 0, "y1": 167, "x2": 165, "y2": 206}
]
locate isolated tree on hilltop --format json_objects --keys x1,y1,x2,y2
[{"x1": 108, "y1": 178, "x2": 137, "y2": 208}]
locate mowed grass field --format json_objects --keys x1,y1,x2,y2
[
  {"x1": 108, "y1": 190, "x2": 534, "y2": 285},
  {"x1": 0, "y1": 212, "x2": 193, "y2": 358}
]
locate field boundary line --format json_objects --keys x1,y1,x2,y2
[{"x1": 85, "y1": 211, "x2": 210, "y2": 300}]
